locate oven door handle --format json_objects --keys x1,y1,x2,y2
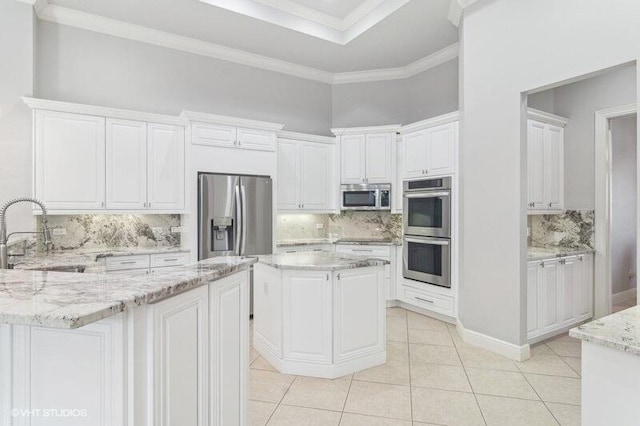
[
  {"x1": 404, "y1": 191, "x2": 450, "y2": 199},
  {"x1": 404, "y1": 237, "x2": 450, "y2": 246}
]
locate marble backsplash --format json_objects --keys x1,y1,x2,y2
[
  {"x1": 278, "y1": 212, "x2": 403, "y2": 242},
  {"x1": 34, "y1": 214, "x2": 181, "y2": 251},
  {"x1": 529, "y1": 210, "x2": 595, "y2": 249}
]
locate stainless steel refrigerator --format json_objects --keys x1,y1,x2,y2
[{"x1": 198, "y1": 173, "x2": 273, "y2": 316}]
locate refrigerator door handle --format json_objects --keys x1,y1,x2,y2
[
  {"x1": 241, "y1": 184, "x2": 248, "y2": 254},
  {"x1": 235, "y1": 185, "x2": 242, "y2": 256}
]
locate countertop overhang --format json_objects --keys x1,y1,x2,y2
[
  {"x1": 570, "y1": 306, "x2": 640, "y2": 356},
  {"x1": 258, "y1": 252, "x2": 389, "y2": 271},
  {"x1": 0, "y1": 257, "x2": 256, "y2": 329},
  {"x1": 527, "y1": 246, "x2": 595, "y2": 261}
]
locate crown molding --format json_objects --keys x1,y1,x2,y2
[
  {"x1": 527, "y1": 108, "x2": 569, "y2": 127},
  {"x1": 331, "y1": 124, "x2": 402, "y2": 136},
  {"x1": 200, "y1": 0, "x2": 411, "y2": 45},
  {"x1": 181, "y1": 110, "x2": 284, "y2": 131},
  {"x1": 332, "y1": 43, "x2": 459, "y2": 84},
  {"x1": 277, "y1": 130, "x2": 335, "y2": 144},
  {"x1": 22, "y1": 97, "x2": 186, "y2": 125},
  {"x1": 400, "y1": 110, "x2": 459, "y2": 133},
  {"x1": 27, "y1": 0, "x2": 459, "y2": 85},
  {"x1": 447, "y1": 0, "x2": 481, "y2": 27}
]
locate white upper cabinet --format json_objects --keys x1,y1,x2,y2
[
  {"x1": 340, "y1": 134, "x2": 366, "y2": 184},
  {"x1": 364, "y1": 134, "x2": 393, "y2": 183},
  {"x1": 35, "y1": 110, "x2": 106, "y2": 210},
  {"x1": 400, "y1": 120, "x2": 457, "y2": 180},
  {"x1": 183, "y1": 111, "x2": 284, "y2": 153},
  {"x1": 334, "y1": 127, "x2": 398, "y2": 185},
  {"x1": 147, "y1": 123, "x2": 185, "y2": 211},
  {"x1": 191, "y1": 122, "x2": 236, "y2": 148},
  {"x1": 277, "y1": 132, "x2": 336, "y2": 213},
  {"x1": 527, "y1": 109, "x2": 567, "y2": 212},
  {"x1": 106, "y1": 119, "x2": 147, "y2": 210}
]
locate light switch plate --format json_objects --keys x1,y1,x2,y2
[
  {"x1": 316, "y1": 223, "x2": 324, "y2": 229},
  {"x1": 151, "y1": 227, "x2": 163, "y2": 234},
  {"x1": 170, "y1": 226, "x2": 183, "y2": 233},
  {"x1": 52, "y1": 228, "x2": 67, "y2": 236}
]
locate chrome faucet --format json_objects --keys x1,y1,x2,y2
[{"x1": 0, "y1": 197, "x2": 52, "y2": 269}]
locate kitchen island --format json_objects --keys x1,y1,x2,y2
[
  {"x1": 570, "y1": 306, "x2": 640, "y2": 426},
  {"x1": 0, "y1": 256, "x2": 255, "y2": 426},
  {"x1": 253, "y1": 252, "x2": 388, "y2": 379}
]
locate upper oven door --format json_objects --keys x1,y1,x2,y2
[
  {"x1": 403, "y1": 190, "x2": 451, "y2": 237},
  {"x1": 341, "y1": 187, "x2": 378, "y2": 210}
]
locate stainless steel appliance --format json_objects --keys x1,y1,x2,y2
[
  {"x1": 340, "y1": 183, "x2": 391, "y2": 211},
  {"x1": 403, "y1": 236, "x2": 451, "y2": 288},
  {"x1": 403, "y1": 177, "x2": 452, "y2": 288},
  {"x1": 403, "y1": 177, "x2": 451, "y2": 238},
  {"x1": 198, "y1": 173, "x2": 273, "y2": 315}
]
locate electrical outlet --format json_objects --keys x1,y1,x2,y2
[
  {"x1": 316, "y1": 223, "x2": 324, "y2": 229},
  {"x1": 170, "y1": 226, "x2": 183, "y2": 233},
  {"x1": 151, "y1": 227, "x2": 163, "y2": 234},
  {"x1": 527, "y1": 227, "x2": 531, "y2": 237},
  {"x1": 52, "y1": 228, "x2": 67, "y2": 236}
]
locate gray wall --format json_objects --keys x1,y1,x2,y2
[
  {"x1": 528, "y1": 65, "x2": 637, "y2": 209},
  {"x1": 0, "y1": 2, "x2": 36, "y2": 235},
  {"x1": 331, "y1": 59, "x2": 459, "y2": 128},
  {"x1": 611, "y1": 114, "x2": 637, "y2": 295},
  {"x1": 36, "y1": 22, "x2": 333, "y2": 135}
]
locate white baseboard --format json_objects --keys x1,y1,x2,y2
[
  {"x1": 612, "y1": 288, "x2": 637, "y2": 305},
  {"x1": 456, "y1": 322, "x2": 530, "y2": 362}
]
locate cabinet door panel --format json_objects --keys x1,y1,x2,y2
[
  {"x1": 365, "y1": 133, "x2": 392, "y2": 183},
  {"x1": 237, "y1": 127, "x2": 276, "y2": 151},
  {"x1": 544, "y1": 125, "x2": 564, "y2": 210},
  {"x1": 151, "y1": 286, "x2": 208, "y2": 426},
  {"x1": 300, "y1": 143, "x2": 332, "y2": 210},
  {"x1": 192, "y1": 122, "x2": 236, "y2": 148},
  {"x1": 106, "y1": 119, "x2": 147, "y2": 209},
  {"x1": 528, "y1": 120, "x2": 545, "y2": 209},
  {"x1": 575, "y1": 254, "x2": 594, "y2": 319},
  {"x1": 527, "y1": 262, "x2": 541, "y2": 336},
  {"x1": 541, "y1": 260, "x2": 560, "y2": 331},
  {"x1": 402, "y1": 130, "x2": 428, "y2": 179},
  {"x1": 340, "y1": 135, "x2": 366, "y2": 183},
  {"x1": 277, "y1": 141, "x2": 300, "y2": 210},
  {"x1": 35, "y1": 110, "x2": 106, "y2": 209},
  {"x1": 147, "y1": 123, "x2": 185, "y2": 210},
  {"x1": 283, "y1": 271, "x2": 332, "y2": 363},
  {"x1": 334, "y1": 268, "x2": 385, "y2": 362},
  {"x1": 560, "y1": 258, "x2": 577, "y2": 324},
  {"x1": 426, "y1": 123, "x2": 455, "y2": 176}
]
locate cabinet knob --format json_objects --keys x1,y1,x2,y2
[{"x1": 548, "y1": 202, "x2": 553, "y2": 208}]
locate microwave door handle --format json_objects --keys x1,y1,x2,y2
[
  {"x1": 405, "y1": 237, "x2": 450, "y2": 246},
  {"x1": 404, "y1": 192, "x2": 450, "y2": 199}
]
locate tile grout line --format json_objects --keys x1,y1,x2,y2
[
  {"x1": 405, "y1": 309, "x2": 415, "y2": 423},
  {"x1": 338, "y1": 373, "x2": 355, "y2": 425},
  {"x1": 447, "y1": 322, "x2": 489, "y2": 426},
  {"x1": 520, "y1": 371, "x2": 563, "y2": 425}
]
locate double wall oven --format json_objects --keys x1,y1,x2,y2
[{"x1": 403, "y1": 177, "x2": 452, "y2": 288}]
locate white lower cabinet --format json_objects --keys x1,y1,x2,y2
[
  {"x1": 0, "y1": 269, "x2": 250, "y2": 426},
  {"x1": 334, "y1": 244, "x2": 395, "y2": 302},
  {"x1": 527, "y1": 253, "x2": 593, "y2": 341}
]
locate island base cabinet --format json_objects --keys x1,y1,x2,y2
[
  {"x1": 0, "y1": 270, "x2": 250, "y2": 426},
  {"x1": 253, "y1": 264, "x2": 386, "y2": 379}
]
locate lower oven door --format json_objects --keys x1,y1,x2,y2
[{"x1": 403, "y1": 236, "x2": 451, "y2": 288}]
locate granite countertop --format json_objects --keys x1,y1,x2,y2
[
  {"x1": 0, "y1": 257, "x2": 256, "y2": 329},
  {"x1": 276, "y1": 238, "x2": 401, "y2": 247},
  {"x1": 258, "y1": 252, "x2": 389, "y2": 271},
  {"x1": 570, "y1": 306, "x2": 640, "y2": 356},
  {"x1": 527, "y1": 246, "x2": 595, "y2": 261},
  {"x1": 9, "y1": 247, "x2": 189, "y2": 273}
]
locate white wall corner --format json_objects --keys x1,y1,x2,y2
[{"x1": 456, "y1": 321, "x2": 531, "y2": 361}]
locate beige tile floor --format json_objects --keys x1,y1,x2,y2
[{"x1": 249, "y1": 307, "x2": 583, "y2": 426}]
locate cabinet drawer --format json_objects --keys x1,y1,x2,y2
[
  {"x1": 105, "y1": 255, "x2": 150, "y2": 271},
  {"x1": 401, "y1": 286, "x2": 453, "y2": 316},
  {"x1": 277, "y1": 245, "x2": 334, "y2": 254},
  {"x1": 334, "y1": 245, "x2": 391, "y2": 258},
  {"x1": 106, "y1": 268, "x2": 149, "y2": 276},
  {"x1": 191, "y1": 122, "x2": 236, "y2": 148},
  {"x1": 150, "y1": 252, "x2": 190, "y2": 268}
]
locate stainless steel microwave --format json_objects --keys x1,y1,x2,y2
[{"x1": 340, "y1": 184, "x2": 391, "y2": 211}]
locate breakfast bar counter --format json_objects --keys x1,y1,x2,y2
[{"x1": 253, "y1": 252, "x2": 389, "y2": 379}]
